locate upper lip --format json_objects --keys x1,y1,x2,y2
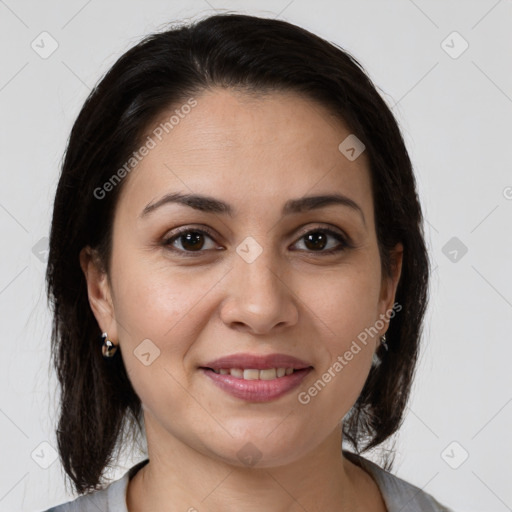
[{"x1": 201, "y1": 353, "x2": 313, "y2": 370}]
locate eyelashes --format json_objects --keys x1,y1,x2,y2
[
  {"x1": 163, "y1": 226, "x2": 219, "y2": 255},
  {"x1": 161, "y1": 225, "x2": 352, "y2": 257}
]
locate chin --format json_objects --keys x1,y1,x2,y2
[{"x1": 202, "y1": 431, "x2": 313, "y2": 469}]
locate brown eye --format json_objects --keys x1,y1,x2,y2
[
  {"x1": 292, "y1": 228, "x2": 350, "y2": 254},
  {"x1": 162, "y1": 226, "x2": 351, "y2": 257},
  {"x1": 304, "y1": 232, "x2": 328, "y2": 251},
  {"x1": 177, "y1": 231, "x2": 206, "y2": 251},
  {"x1": 163, "y1": 227, "x2": 218, "y2": 254}
]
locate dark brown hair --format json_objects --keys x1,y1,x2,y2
[{"x1": 46, "y1": 12, "x2": 430, "y2": 494}]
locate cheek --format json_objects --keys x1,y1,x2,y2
[
  {"x1": 297, "y1": 266, "x2": 380, "y2": 412},
  {"x1": 110, "y1": 250, "x2": 229, "y2": 358},
  {"x1": 305, "y1": 263, "x2": 382, "y2": 346},
  {"x1": 110, "y1": 257, "x2": 217, "y2": 417}
]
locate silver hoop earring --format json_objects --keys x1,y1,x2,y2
[{"x1": 101, "y1": 332, "x2": 118, "y2": 358}]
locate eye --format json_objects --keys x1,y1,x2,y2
[
  {"x1": 162, "y1": 225, "x2": 351, "y2": 257},
  {"x1": 162, "y1": 226, "x2": 219, "y2": 255},
  {"x1": 291, "y1": 227, "x2": 350, "y2": 255}
]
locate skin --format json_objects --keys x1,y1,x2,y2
[{"x1": 80, "y1": 88, "x2": 402, "y2": 511}]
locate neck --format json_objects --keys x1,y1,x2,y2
[{"x1": 127, "y1": 414, "x2": 373, "y2": 512}]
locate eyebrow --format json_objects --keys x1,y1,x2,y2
[{"x1": 139, "y1": 192, "x2": 366, "y2": 226}]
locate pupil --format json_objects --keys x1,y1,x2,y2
[
  {"x1": 305, "y1": 232, "x2": 326, "y2": 251},
  {"x1": 182, "y1": 232, "x2": 204, "y2": 251}
]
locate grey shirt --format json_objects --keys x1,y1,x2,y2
[{"x1": 43, "y1": 451, "x2": 454, "y2": 511}]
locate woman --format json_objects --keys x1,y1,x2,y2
[{"x1": 43, "y1": 13, "x2": 453, "y2": 512}]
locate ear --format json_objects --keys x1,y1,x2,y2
[
  {"x1": 79, "y1": 246, "x2": 118, "y2": 342},
  {"x1": 377, "y1": 242, "x2": 403, "y2": 335}
]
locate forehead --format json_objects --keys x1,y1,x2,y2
[{"x1": 116, "y1": 88, "x2": 373, "y2": 223}]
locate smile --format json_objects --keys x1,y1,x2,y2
[
  {"x1": 201, "y1": 367, "x2": 312, "y2": 402},
  {"x1": 210, "y1": 367, "x2": 296, "y2": 379}
]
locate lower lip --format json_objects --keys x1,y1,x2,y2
[{"x1": 201, "y1": 368, "x2": 312, "y2": 402}]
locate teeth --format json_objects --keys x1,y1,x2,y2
[
  {"x1": 211, "y1": 367, "x2": 297, "y2": 379},
  {"x1": 243, "y1": 369, "x2": 260, "y2": 380},
  {"x1": 259, "y1": 369, "x2": 277, "y2": 380}
]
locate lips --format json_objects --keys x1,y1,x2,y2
[
  {"x1": 200, "y1": 353, "x2": 313, "y2": 402},
  {"x1": 202, "y1": 353, "x2": 312, "y2": 371}
]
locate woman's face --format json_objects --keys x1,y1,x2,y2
[{"x1": 84, "y1": 88, "x2": 402, "y2": 467}]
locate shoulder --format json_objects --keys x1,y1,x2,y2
[
  {"x1": 40, "y1": 478, "x2": 125, "y2": 512},
  {"x1": 41, "y1": 459, "x2": 149, "y2": 512},
  {"x1": 343, "y1": 450, "x2": 455, "y2": 512}
]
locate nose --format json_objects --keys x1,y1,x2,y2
[{"x1": 219, "y1": 243, "x2": 299, "y2": 335}]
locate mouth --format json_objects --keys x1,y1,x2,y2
[
  {"x1": 199, "y1": 352, "x2": 313, "y2": 402},
  {"x1": 199, "y1": 365, "x2": 313, "y2": 402},
  {"x1": 202, "y1": 367, "x2": 305, "y2": 379}
]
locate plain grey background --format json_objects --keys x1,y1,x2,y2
[{"x1": 0, "y1": 1, "x2": 511, "y2": 511}]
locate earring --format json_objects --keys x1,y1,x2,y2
[
  {"x1": 371, "y1": 334, "x2": 388, "y2": 367},
  {"x1": 101, "y1": 332, "x2": 118, "y2": 358}
]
